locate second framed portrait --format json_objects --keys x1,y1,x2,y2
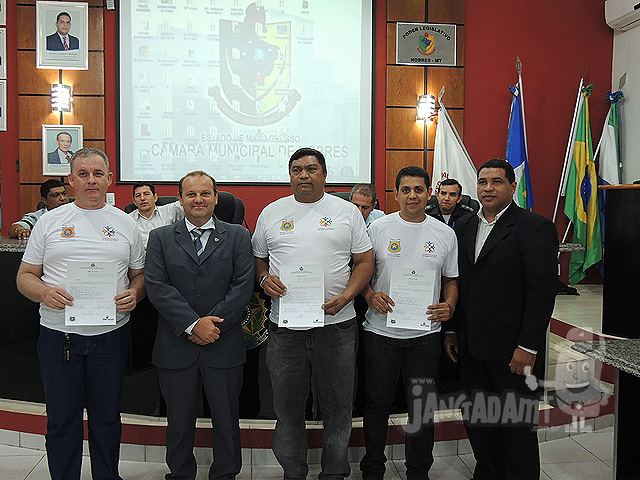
[
  {"x1": 42, "y1": 124, "x2": 83, "y2": 176},
  {"x1": 36, "y1": 1, "x2": 88, "y2": 70}
]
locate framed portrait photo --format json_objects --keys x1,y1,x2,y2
[
  {"x1": 0, "y1": 0, "x2": 6, "y2": 27},
  {"x1": 42, "y1": 124, "x2": 83, "y2": 176},
  {"x1": 36, "y1": 1, "x2": 88, "y2": 70},
  {"x1": 0, "y1": 80, "x2": 6, "y2": 131},
  {"x1": 0, "y1": 28, "x2": 6, "y2": 79}
]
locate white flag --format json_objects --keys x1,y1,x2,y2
[{"x1": 432, "y1": 104, "x2": 477, "y2": 199}]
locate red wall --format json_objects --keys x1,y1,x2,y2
[{"x1": 2, "y1": 1, "x2": 612, "y2": 246}]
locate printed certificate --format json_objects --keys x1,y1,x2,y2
[
  {"x1": 65, "y1": 261, "x2": 117, "y2": 326},
  {"x1": 279, "y1": 264, "x2": 325, "y2": 328},
  {"x1": 386, "y1": 267, "x2": 437, "y2": 331}
]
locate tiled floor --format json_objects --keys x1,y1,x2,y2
[{"x1": 1, "y1": 285, "x2": 616, "y2": 479}]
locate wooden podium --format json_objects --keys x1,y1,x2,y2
[{"x1": 601, "y1": 184, "x2": 640, "y2": 338}]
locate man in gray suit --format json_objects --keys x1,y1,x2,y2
[
  {"x1": 47, "y1": 131, "x2": 74, "y2": 164},
  {"x1": 145, "y1": 170, "x2": 254, "y2": 480}
]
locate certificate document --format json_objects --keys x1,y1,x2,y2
[
  {"x1": 279, "y1": 264, "x2": 325, "y2": 328},
  {"x1": 387, "y1": 267, "x2": 437, "y2": 331},
  {"x1": 65, "y1": 261, "x2": 117, "y2": 326}
]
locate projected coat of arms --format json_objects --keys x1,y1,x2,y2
[{"x1": 210, "y1": 3, "x2": 300, "y2": 125}]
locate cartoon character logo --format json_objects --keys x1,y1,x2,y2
[
  {"x1": 388, "y1": 240, "x2": 401, "y2": 253},
  {"x1": 281, "y1": 220, "x2": 294, "y2": 231},
  {"x1": 418, "y1": 32, "x2": 435, "y2": 56},
  {"x1": 61, "y1": 226, "x2": 75, "y2": 238},
  {"x1": 319, "y1": 217, "x2": 332, "y2": 227},
  {"x1": 424, "y1": 241, "x2": 436, "y2": 253}
]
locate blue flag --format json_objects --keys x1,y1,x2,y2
[{"x1": 506, "y1": 85, "x2": 534, "y2": 209}]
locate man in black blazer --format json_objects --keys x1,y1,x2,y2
[
  {"x1": 46, "y1": 12, "x2": 80, "y2": 51},
  {"x1": 145, "y1": 171, "x2": 254, "y2": 480},
  {"x1": 444, "y1": 158, "x2": 558, "y2": 480}
]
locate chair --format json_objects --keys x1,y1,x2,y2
[
  {"x1": 426, "y1": 194, "x2": 480, "y2": 214},
  {"x1": 37, "y1": 197, "x2": 75, "y2": 209},
  {"x1": 124, "y1": 192, "x2": 246, "y2": 226}
]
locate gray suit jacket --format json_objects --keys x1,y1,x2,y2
[
  {"x1": 145, "y1": 217, "x2": 254, "y2": 370},
  {"x1": 47, "y1": 148, "x2": 74, "y2": 164}
]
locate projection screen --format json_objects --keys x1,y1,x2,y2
[{"x1": 118, "y1": 0, "x2": 373, "y2": 184}]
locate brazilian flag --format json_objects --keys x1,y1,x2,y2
[{"x1": 564, "y1": 85, "x2": 602, "y2": 284}]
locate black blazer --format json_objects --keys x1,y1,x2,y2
[
  {"x1": 46, "y1": 33, "x2": 80, "y2": 51},
  {"x1": 145, "y1": 217, "x2": 254, "y2": 370},
  {"x1": 452, "y1": 203, "x2": 558, "y2": 376}
]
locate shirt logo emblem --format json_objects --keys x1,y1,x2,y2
[
  {"x1": 102, "y1": 226, "x2": 116, "y2": 237},
  {"x1": 424, "y1": 241, "x2": 436, "y2": 253},
  {"x1": 319, "y1": 216, "x2": 332, "y2": 227},
  {"x1": 61, "y1": 226, "x2": 75, "y2": 238},
  {"x1": 388, "y1": 240, "x2": 401, "y2": 253},
  {"x1": 281, "y1": 220, "x2": 294, "y2": 231}
]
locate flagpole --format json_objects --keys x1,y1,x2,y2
[
  {"x1": 516, "y1": 58, "x2": 530, "y2": 162},
  {"x1": 553, "y1": 75, "x2": 584, "y2": 223}
]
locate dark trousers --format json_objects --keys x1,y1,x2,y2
[
  {"x1": 37, "y1": 324, "x2": 129, "y2": 480},
  {"x1": 360, "y1": 331, "x2": 441, "y2": 480},
  {"x1": 158, "y1": 361, "x2": 243, "y2": 480},
  {"x1": 460, "y1": 352, "x2": 541, "y2": 480},
  {"x1": 266, "y1": 319, "x2": 357, "y2": 480}
]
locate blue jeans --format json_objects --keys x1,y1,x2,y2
[
  {"x1": 37, "y1": 324, "x2": 130, "y2": 480},
  {"x1": 360, "y1": 331, "x2": 441, "y2": 480},
  {"x1": 266, "y1": 319, "x2": 357, "y2": 480}
]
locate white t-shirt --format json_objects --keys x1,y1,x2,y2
[
  {"x1": 129, "y1": 200, "x2": 184, "y2": 248},
  {"x1": 22, "y1": 202, "x2": 145, "y2": 335},
  {"x1": 363, "y1": 212, "x2": 458, "y2": 339},
  {"x1": 252, "y1": 193, "x2": 372, "y2": 327}
]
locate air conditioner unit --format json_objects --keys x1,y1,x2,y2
[{"x1": 605, "y1": 0, "x2": 640, "y2": 31}]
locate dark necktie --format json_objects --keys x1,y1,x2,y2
[
  {"x1": 63, "y1": 37, "x2": 69, "y2": 50},
  {"x1": 192, "y1": 228, "x2": 205, "y2": 256}
]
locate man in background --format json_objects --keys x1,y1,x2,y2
[
  {"x1": 46, "y1": 12, "x2": 80, "y2": 51},
  {"x1": 145, "y1": 171, "x2": 254, "y2": 480},
  {"x1": 17, "y1": 148, "x2": 145, "y2": 480},
  {"x1": 47, "y1": 132, "x2": 74, "y2": 164},
  {"x1": 349, "y1": 183, "x2": 385, "y2": 227},
  {"x1": 426, "y1": 178, "x2": 474, "y2": 228},
  {"x1": 128, "y1": 182, "x2": 183, "y2": 248},
  {"x1": 9, "y1": 179, "x2": 69, "y2": 239}
]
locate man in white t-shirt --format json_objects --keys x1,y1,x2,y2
[
  {"x1": 128, "y1": 181, "x2": 184, "y2": 248},
  {"x1": 359, "y1": 166, "x2": 459, "y2": 480},
  {"x1": 252, "y1": 148, "x2": 374, "y2": 480},
  {"x1": 17, "y1": 148, "x2": 145, "y2": 480}
]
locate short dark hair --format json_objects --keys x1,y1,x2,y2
[
  {"x1": 477, "y1": 158, "x2": 516, "y2": 184},
  {"x1": 440, "y1": 178, "x2": 462, "y2": 195},
  {"x1": 395, "y1": 166, "x2": 431, "y2": 191},
  {"x1": 349, "y1": 184, "x2": 378, "y2": 204},
  {"x1": 56, "y1": 131, "x2": 72, "y2": 141},
  {"x1": 178, "y1": 171, "x2": 217, "y2": 196},
  {"x1": 288, "y1": 147, "x2": 327, "y2": 174},
  {"x1": 132, "y1": 182, "x2": 156, "y2": 197},
  {"x1": 41, "y1": 179, "x2": 65, "y2": 198},
  {"x1": 56, "y1": 12, "x2": 71, "y2": 22}
]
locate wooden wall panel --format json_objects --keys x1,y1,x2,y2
[
  {"x1": 386, "y1": 23, "x2": 396, "y2": 65},
  {"x1": 385, "y1": 192, "x2": 399, "y2": 214},
  {"x1": 427, "y1": 67, "x2": 464, "y2": 108},
  {"x1": 385, "y1": 150, "x2": 424, "y2": 190},
  {"x1": 19, "y1": 140, "x2": 49, "y2": 184},
  {"x1": 387, "y1": 0, "x2": 425, "y2": 23},
  {"x1": 63, "y1": 52, "x2": 105, "y2": 95},
  {"x1": 17, "y1": 51, "x2": 58, "y2": 95},
  {"x1": 386, "y1": 108, "x2": 424, "y2": 150},
  {"x1": 427, "y1": 0, "x2": 465, "y2": 23},
  {"x1": 88, "y1": 7, "x2": 104, "y2": 51},
  {"x1": 63, "y1": 98, "x2": 105, "y2": 139},
  {"x1": 387, "y1": 65, "x2": 424, "y2": 107},
  {"x1": 16, "y1": 6, "x2": 35, "y2": 50},
  {"x1": 456, "y1": 26, "x2": 465, "y2": 66},
  {"x1": 18, "y1": 97, "x2": 61, "y2": 139}
]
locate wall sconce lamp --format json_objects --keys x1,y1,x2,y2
[
  {"x1": 51, "y1": 83, "x2": 73, "y2": 112},
  {"x1": 416, "y1": 94, "x2": 436, "y2": 123}
]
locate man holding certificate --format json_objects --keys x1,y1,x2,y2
[
  {"x1": 16, "y1": 148, "x2": 145, "y2": 480},
  {"x1": 252, "y1": 148, "x2": 374, "y2": 480},
  {"x1": 359, "y1": 166, "x2": 458, "y2": 480}
]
